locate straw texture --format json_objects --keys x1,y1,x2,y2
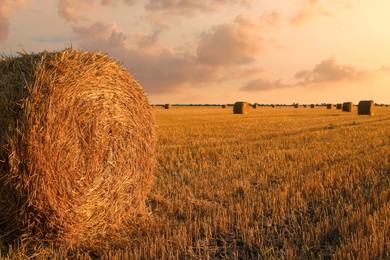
[
  {"x1": 358, "y1": 100, "x2": 374, "y2": 116},
  {"x1": 233, "y1": 102, "x2": 249, "y2": 114},
  {"x1": 0, "y1": 49, "x2": 156, "y2": 250}
]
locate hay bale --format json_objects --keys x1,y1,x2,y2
[
  {"x1": 342, "y1": 102, "x2": 354, "y2": 112},
  {"x1": 253, "y1": 103, "x2": 258, "y2": 109},
  {"x1": 326, "y1": 104, "x2": 332, "y2": 109},
  {"x1": 233, "y1": 101, "x2": 249, "y2": 114},
  {"x1": 310, "y1": 104, "x2": 315, "y2": 108},
  {"x1": 164, "y1": 103, "x2": 171, "y2": 109},
  {"x1": 336, "y1": 103, "x2": 342, "y2": 109},
  {"x1": 222, "y1": 104, "x2": 227, "y2": 108},
  {"x1": 294, "y1": 103, "x2": 299, "y2": 108},
  {"x1": 358, "y1": 100, "x2": 374, "y2": 116},
  {"x1": 0, "y1": 49, "x2": 156, "y2": 249}
]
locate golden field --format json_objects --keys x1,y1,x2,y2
[{"x1": 2, "y1": 105, "x2": 389, "y2": 259}]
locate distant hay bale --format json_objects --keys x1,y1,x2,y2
[
  {"x1": 336, "y1": 103, "x2": 342, "y2": 109},
  {"x1": 326, "y1": 104, "x2": 332, "y2": 109},
  {"x1": 0, "y1": 49, "x2": 156, "y2": 250},
  {"x1": 271, "y1": 104, "x2": 275, "y2": 108},
  {"x1": 303, "y1": 104, "x2": 307, "y2": 108},
  {"x1": 233, "y1": 101, "x2": 249, "y2": 114},
  {"x1": 310, "y1": 104, "x2": 315, "y2": 108},
  {"x1": 164, "y1": 103, "x2": 172, "y2": 109},
  {"x1": 342, "y1": 102, "x2": 354, "y2": 112},
  {"x1": 222, "y1": 104, "x2": 227, "y2": 108},
  {"x1": 294, "y1": 103, "x2": 299, "y2": 108},
  {"x1": 358, "y1": 100, "x2": 375, "y2": 116},
  {"x1": 253, "y1": 103, "x2": 258, "y2": 109}
]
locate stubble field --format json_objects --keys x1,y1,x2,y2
[{"x1": 2, "y1": 105, "x2": 389, "y2": 259}]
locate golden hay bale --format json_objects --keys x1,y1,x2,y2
[
  {"x1": 233, "y1": 101, "x2": 249, "y2": 114},
  {"x1": 253, "y1": 103, "x2": 258, "y2": 109},
  {"x1": 342, "y1": 102, "x2": 354, "y2": 112},
  {"x1": 336, "y1": 103, "x2": 342, "y2": 109},
  {"x1": 0, "y1": 49, "x2": 156, "y2": 249},
  {"x1": 294, "y1": 103, "x2": 299, "y2": 108},
  {"x1": 310, "y1": 104, "x2": 315, "y2": 108},
  {"x1": 222, "y1": 104, "x2": 227, "y2": 109},
  {"x1": 164, "y1": 103, "x2": 171, "y2": 109},
  {"x1": 326, "y1": 104, "x2": 332, "y2": 109},
  {"x1": 358, "y1": 100, "x2": 375, "y2": 116}
]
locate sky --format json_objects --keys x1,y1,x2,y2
[{"x1": 1, "y1": 0, "x2": 390, "y2": 104}]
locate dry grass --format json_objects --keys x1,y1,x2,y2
[
  {"x1": 0, "y1": 49, "x2": 156, "y2": 251},
  {"x1": 1, "y1": 106, "x2": 389, "y2": 259}
]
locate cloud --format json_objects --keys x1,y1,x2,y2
[
  {"x1": 241, "y1": 78, "x2": 291, "y2": 92},
  {"x1": 58, "y1": 0, "x2": 135, "y2": 22},
  {"x1": 0, "y1": 0, "x2": 26, "y2": 41},
  {"x1": 289, "y1": 0, "x2": 332, "y2": 25},
  {"x1": 295, "y1": 58, "x2": 372, "y2": 86},
  {"x1": 196, "y1": 16, "x2": 264, "y2": 66},
  {"x1": 259, "y1": 10, "x2": 281, "y2": 28},
  {"x1": 145, "y1": 0, "x2": 253, "y2": 16},
  {"x1": 72, "y1": 22, "x2": 219, "y2": 94}
]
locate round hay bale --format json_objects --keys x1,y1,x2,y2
[
  {"x1": 0, "y1": 49, "x2": 156, "y2": 249},
  {"x1": 253, "y1": 103, "x2": 258, "y2": 109},
  {"x1": 326, "y1": 104, "x2": 332, "y2": 109},
  {"x1": 164, "y1": 103, "x2": 172, "y2": 109},
  {"x1": 342, "y1": 102, "x2": 354, "y2": 112},
  {"x1": 336, "y1": 103, "x2": 342, "y2": 109},
  {"x1": 358, "y1": 100, "x2": 374, "y2": 116},
  {"x1": 294, "y1": 103, "x2": 299, "y2": 108},
  {"x1": 310, "y1": 104, "x2": 315, "y2": 108},
  {"x1": 222, "y1": 104, "x2": 227, "y2": 109},
  {"x1": 233, "y1": 101, "x2": 249, "y2": 114}
]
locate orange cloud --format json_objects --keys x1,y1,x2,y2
[{"x1": 289, "y1": 0, "x2": 332, "y2": 25}]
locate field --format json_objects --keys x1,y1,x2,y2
[{"x1": 2, "y1": 105, "x2": 389, "y2": 259}]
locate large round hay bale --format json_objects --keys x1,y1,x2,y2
[
  {"x1": 336, "y1": 103, "x2": 342, "y2": 109},
  {"x1": 358, "y1": 100, "x2": 374, "y2": 116},
  {"x1": 326, "y1": 104, "x2": 332, "y2": 109},
  {"x1": 164, "y1": 103, "x2": 172, "y2": 109},
  {"x1": 233, "y1": 101, "x2": 249, "y2": 114},
  {"x1": 342, "y1": 102, "x2": 354, "y2": 112},
  {"x1": 310, "y1": 104, "x2": 315, "y2": 108},
  {"x1": 253, "y1": 103, "x2": 258, "y2": 109},
  {"x1": 0, "y1": 49, "x2": 156, "y2": 249}
]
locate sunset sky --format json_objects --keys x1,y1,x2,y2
[{"x1": 1, "y1": 0, "x2": 389, "y2": 104}]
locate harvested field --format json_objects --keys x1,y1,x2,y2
[{"x1": 1, "y1": 106, "x2": 389, "y2": 259}]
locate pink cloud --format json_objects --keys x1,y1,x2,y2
[
  {"x1": 58, "y1": 0, "x2": 135, "y2": 22},
  {"x1": 72, "y1": 22, "x2": 219, "y2": 94},
  {"x1": 0, "y1": 0, "x2": 26, "y2": 41},
  {"x1": 241, "y1": 78, "x2": 291, "y2": 92},
  {"x1": 197, "y1": 17, "x2": 264, "y2": 66},
  {"x1": 295, "y1": 58, "x2": 373, "y2": 86},
  {"x1": 145, "y1": 0, "x2": 253, "y2": 16}
]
